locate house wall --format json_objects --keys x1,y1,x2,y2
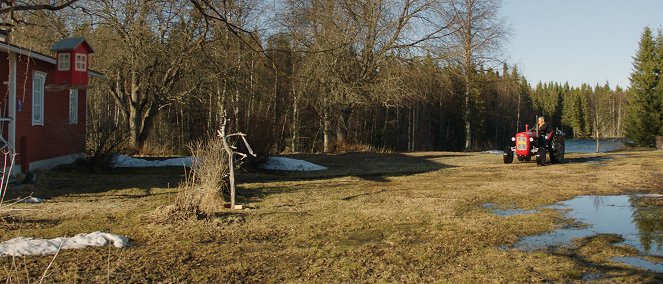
[{"x1": 14, "y1": 53, "x2": 86, "y2": 171}]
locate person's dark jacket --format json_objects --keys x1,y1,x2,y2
[
  {"x1": 537, "y1": 122, "x2": 550, "y2": 136},
  {"x1": 536, "y1": 122, "x2": 551, "y2": 147}
]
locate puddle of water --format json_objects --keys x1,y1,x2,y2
[
  {"x1": 482, "y1": 203, "x2": 538, "y2": 216},
  {"x1": 514, "y1": 195, "x2": 663, "y2": 256},
  {"x1": 612, "y1": 256, "x2": 663, "y2": 273},
  {"x1": 581, "y1": 272, "x2": 604, "y2": 281}
]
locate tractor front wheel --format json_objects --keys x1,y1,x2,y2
[{"x1": 503, "y1": 147, "x2": 514, "y2": 164}]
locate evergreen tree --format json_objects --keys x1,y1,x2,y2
[
  {"x1": 656, "y1": 30, "x2": 663, "y2": 135},
  {"x1": 625, "y1": 27, "x2": 661, "y2": 146}
]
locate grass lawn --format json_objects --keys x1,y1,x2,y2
[{"x1": 1, "y1": 150, "x2": 662, "y2": 283}]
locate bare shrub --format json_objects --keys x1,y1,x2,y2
[
  {"x1": 78, "y1": 121, "x2": 128, "y2": 172},
  {"x1": 334, "y1": 142, "x2": 394, "y2": 154},
  {"x1": 163, "y1": 137, "x2": 229, "y2": 220}
]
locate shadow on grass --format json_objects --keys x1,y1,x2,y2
[
  {"x1": 562, "y1": 156, "x2": 614, "y2": 164},
  {"x1": 13, "y1": 152, "x2": 455, "y2": 201},
  {"x1": 236, "y1": 152, "x2": 457, "y2": 205},
  {"x1": 9, "y1": 166, "x2": 187, "y2": 200},
  {"x1": 239, "y1": 152, "x2": 459, "y2": 183}
]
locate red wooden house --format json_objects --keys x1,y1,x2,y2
[{"x1": 1, "y1": 34, "x2": 102, "y2": 174}]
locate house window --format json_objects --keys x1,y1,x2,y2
[
  {"x1": 69, "y1": 89, "x2": 78, "y2": 124},
  {"x1": 58, "y1": 53, "x2": 70, "y2": 71},
  {"x1": 32, "y1": 72, "x2": 46, "y2": 126},
  {"x1": 75, "y1": 54, "x2": 87, "y2": 71}
]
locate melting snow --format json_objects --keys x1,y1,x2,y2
[
  {"x1": 0, "y1": 232, "x2": 130, "y2": 257},
  {"x1": 20, "y1": 197, "x2": 45, "y2": 203},
  {"x1": 112, "y1": 155, "x2": 193, "y2": 168},
  {"x1": 483, "y1": 150, "x2": 504, "y2": 155},
  {"x1": 259, "y1": 157, "x2": 327, "y2": 171}
]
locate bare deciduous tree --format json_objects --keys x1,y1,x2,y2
[{"x1": 436, "y1": 0, "x2": 508, "y2": 150}]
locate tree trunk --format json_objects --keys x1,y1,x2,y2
[
  {"x1": 516, "y1": 90, "x2": 521, "y2": 132},
  {"x1": 336, "y1": 105, "x2": 352, "y2": 146},
  {"x1": 291, "y1": 88, "x2": 299, "y2": 152},
  {"x1": 595, "y1": 112, "x2": 600, "y2": 153},
  {"x1": 382, "y1": 107, "x2": 389, "y2": 147},
  {"x1": 464, "y1": 74, "x2": 472, "y2": 150},
  {"x1": 128, "y1": 69, "x2": 142, "y2": 151},
  {"x1": 137, "y1": 106, "x2": 158, "y2": 149},
  {"x1": 323, "y1": 104, "x2": 332, "y2": 152}
]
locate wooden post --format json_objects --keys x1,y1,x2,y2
[
  {"x1": 217, "y1": 115, "x2": 255, "y2": 210},
  {"x1": 219, "y1": 120, "x2": 236, "y2": 209}
]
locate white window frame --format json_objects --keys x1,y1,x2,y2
[
  {"x1": 32, "y1": 71, "x2": 46, "y2": 126},
  {"x1": 75, "y1": 54, "x2": 87, "y2": 72},
  {"x1": 69, "y1": 89, "x2": 78, "y2": 124},
  {"x1": 58, "y1": 53, "x2": 70, "y2": 71}
]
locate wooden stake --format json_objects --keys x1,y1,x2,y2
[{"x1": 218, "y1": 118, "x2": 236, "y2": 209}]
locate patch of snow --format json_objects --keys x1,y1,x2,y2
[
  {"x1": 20, "y1": 197, "x2": 44, "y2": 203},
  {"x1": 259, "y1": 157, "x2": 327, "y2": 171},
  {"x1": 0, "y1": 232, "x2": 130, "y2": 257},
  {"x1": 636, "y1": 194, "x2": 663, "y2": 198},
  {"x1": 112, "y1": 155, "x2": 192, "y2": 168},
  {"x1": 483, "y1": 150, "x2": 504, "y2": 155}
]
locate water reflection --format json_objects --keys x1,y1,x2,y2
[
  {"x1": 514, "y1": 195, "x2": 663, "y2": 256},
  {"x1": 630, "y1": 195, "x2": 663, "y2": 254}
]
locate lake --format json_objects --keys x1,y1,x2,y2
[{"x1": 564, "y1": 139, "x2": 625, "y2": 153}]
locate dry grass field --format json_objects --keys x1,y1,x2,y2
[{"x1": 1, "y1": 150, "x2": 662, "y2": 283}]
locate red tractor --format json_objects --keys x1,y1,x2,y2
[{"x1": 503, "y1": 124, "x2": 565, "y2": 166}]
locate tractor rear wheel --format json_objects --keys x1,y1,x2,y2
[
  {"x1": 536, "y1": 148, "x2": 547, "y2": 166},
  {"x1": 503, "y1": 147, "x2": 514, "y2": 164},
  {"x1": 555, "y1": 142, "x2": 565, "y2": 163},
  {"x1": 549, "y1": 146, "x2": 556, "y2": 162}
]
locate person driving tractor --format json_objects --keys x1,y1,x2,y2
[
  {"x1": 534, "y1": 116, "x2": 550, "y2": 148},
  {"x1": 536, "y1": 116, "x2": 549, "y2": 136}
]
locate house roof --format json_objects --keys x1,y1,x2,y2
[
  {"x1": 1, "y1": 41, "x2": 105, "y2": 79},
  {"x1": 50, "y1": 37, "x2": 95, "y2": 53}
]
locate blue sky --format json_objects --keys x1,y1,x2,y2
[{"x1": 502, "y1": 0, "x2": 663, "y2": 89}]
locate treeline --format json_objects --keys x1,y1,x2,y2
[
  {"x1": 5, "y1": 0, "x2": 634, "y2": 156},
  {"x1": 530, "y1": 82, "x2": 627, "y2": 139}
]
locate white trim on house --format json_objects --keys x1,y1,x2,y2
[
  {"x1": 28, "y1": 153, "x2": 84, "y2": 171},
  {"x1": 0, "y1": 42, "x2": 105, "y2": 79},
  {"x1": 75, "y1": 54, "x2": 86, "y2": 71},
  {"x1": 8, "y1": 52, "x2": 16, "y2": 151},
  {"x1": 58, "y1": 53, "x2": 70, "y2": 71},
  {"x1": 69, "y1": 89, "x2": 78, "y2": 124},
  {"x1": 32, "y1": 71, "x2": 46, "y2": 126},
  {"x1": 0, "y1": 42, "x2": 56, "y2": 64}
]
